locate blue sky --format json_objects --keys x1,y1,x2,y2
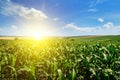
[{"x1": 0, "y1": 0, "x2": 120, "y2": 36}]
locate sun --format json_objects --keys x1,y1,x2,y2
[{"x1": 32, "y1": 34, "x2": 43, "y2": 40}]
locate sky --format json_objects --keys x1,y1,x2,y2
[{"x1": 0, "y1": 0, "x2": 120, "y2": 36}]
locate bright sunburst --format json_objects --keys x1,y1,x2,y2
[{"x1": 32, "y1": 34, "x2": 43, "y2": 40}]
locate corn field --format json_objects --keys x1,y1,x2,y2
[{"x1": 0, "y1": 36, "x2": 120, "y2": 80}]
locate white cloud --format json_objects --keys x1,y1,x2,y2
[
  {"x1": 102, "y1": 22, "x2": 113, "y2": 29},
  {"x1": 63, "y1": 22, "x2": 120, "y2": 35},
  {"x1": 88, "y1": 8, "x2": 98, "y2": 12},
  {"x1": 98, "y1": 18, "x2": 104, "y2": 22},
  {"x1": 89, "y1": 0, "x2": 104, "y2": 8},
  {"x1": 64, "y1": 23, "x2": 96, "y2": 32},
  {"x1": 0, "y1": 0, "x2": 57, "y2": 36},
  {"x1": 0, "y1": 0, "x2": 48, "y2": 21},
  {"x1": 11, "y1": 25, "x2": 17, "y2": 29},
  {"x1": 95, "y1": 22, "x2": 120, "y2": 35},
  {"x1": 19, "y1": 8, "x2": 47, "y2": 20},
  {"x1": 53, "y1": 18, "x2": 59, "y2": 21}
]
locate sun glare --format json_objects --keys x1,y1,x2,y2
[{"x1": 32, "y1": 34, "x2": 43, "y2": 40}]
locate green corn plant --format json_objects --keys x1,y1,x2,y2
[
  {"x1": 71, "y1": 68, "x2": 76, "y2": 80},
  {"x1": 57, "y1": 69, "x2": 63, "y2": 80},
  {"x1": 18, "y1": 65, "x2": 36, "y2": 80}
]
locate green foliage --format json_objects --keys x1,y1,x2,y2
[{"x1": 0, "y1": 36, "x2": 120, "y2": 80}]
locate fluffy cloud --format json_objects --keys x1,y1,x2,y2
[
  {"x1": 19, "y1": 8, "x2": 47, "y2": 20},
  {"x1": 103, "y1": 22, "x2": 113, "y2": 29},
  {"x1": 63, "y1": 22, "x2": 120, "y2": 35},
  {"x1": 53, "y1": 18, "x2": 59, "y2": 21},
  {"x1": 64, "y1": 23, "x2": 96, "y2": 32},
  {"x1": 0, "y1": 0, "x2": 48, "y2": 21},
  {"x1": 0, "y1": 0, "x2": 56, "y2": 36},
  {"x1": 96, "y1": 22, "x2": 120, "y2": 35},
  {"x1": 98, "y1": 18, "x2": 104, "y2": 22}
]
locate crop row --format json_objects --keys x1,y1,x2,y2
[{"x1": 0, "y1": 39, "x2": 120, "y2": 80}]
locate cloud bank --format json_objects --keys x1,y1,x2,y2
[
  {"x1": 63, "y1": 22, "x2": 120, "y2": 35},
  {"x1": 0, "y1": 0, "x2": 47, "y2": 21},
  {"x1": 0, "y1": 0, "x2": 57, "y2": 36},
  {"x1": 64, "y1": 23, "x2": 95, "y2": 32}
]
